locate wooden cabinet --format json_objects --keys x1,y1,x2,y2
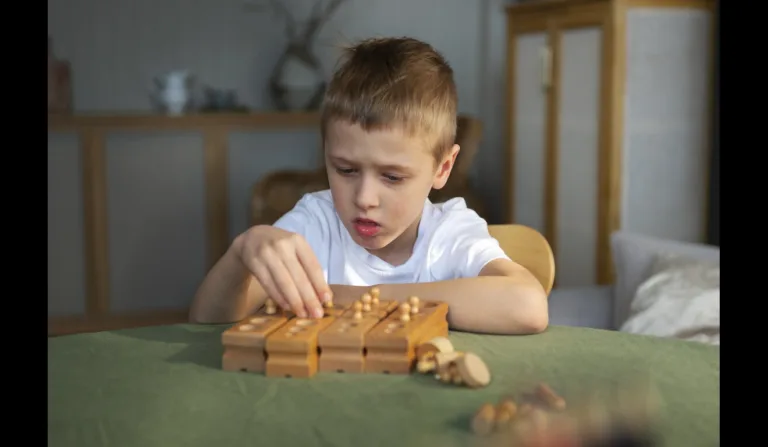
[
  {"x1": 504, "y1": 0, "x2": 715, "y2": 287},
  {"x1": 47, "y1": 113, "x2": 323, "y2": 335}
]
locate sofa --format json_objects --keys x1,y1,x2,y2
[{"x1": 547, "y1": 230, "x2": 720, "y2": 344}]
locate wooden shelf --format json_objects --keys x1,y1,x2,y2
[
  {"x1": 47, "y1": 111, "x2": 321, "y2": 132},
  {"x1": 47, "y1": 110, "x2": 324, "y2": 336},
  {"x1": 505, "y1": 0, "x2": 715, "y2": 14}
]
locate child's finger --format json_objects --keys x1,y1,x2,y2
[
  {"x1": 266, "y1": 258, "x2": 308, "y2": 318},
  {"x1": 283, "y1": 253, "x2": 324, "y2": 318},
  {"x1": 296, "y1": 240, "x2": 332, "y2": 303},
  {"x1": 252, "y1": 261, "x2": 290, "y2": 311}
]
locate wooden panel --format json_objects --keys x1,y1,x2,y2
[
  {"x1": 508, "y1": 31, "x2": 550, "y2": 234},
  {"x1": 507, "y1": 0, "x2": 608, "y2": 14},
  {"x1": 599, "y1": 1, "x2": 628, "y2": 284},
  {"x1": 555, "y1": 26, "x2": 603, "y2": 286},
  {"x1": 506, "y1": 0, "x2": 609, "y2": 31},
  {"x1": 81, "y1": 129, "x2": 110, "y2": 315},
  {"x1": 47, "y1": 113, "x2": 324, "y2": 336},
  {"x1": 106, "y1": 132, "x2": 207, "y2": 313},
  {"x1": 48, "y1": 133, "x2": 87, "y2": 317},
  {"x1": 204, "y1": 130, "x2": 229, "y2": 269},
  {"x1": 626, "y1": 0, "x2": 714, "y2": 9},
  {"x1": 543, "y1": 24, "x2": 561, "y2": 258},
  {"x1": 48, "y1": 112, "x2": 320, "y2": 132}
]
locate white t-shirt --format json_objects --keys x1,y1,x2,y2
[{"x1": 273, "y1": 189, "x2": 509, "y2": 286}]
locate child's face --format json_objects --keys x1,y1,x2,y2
[{"x1": 324, "y1": 120, "x2": 458, "y2": 258}]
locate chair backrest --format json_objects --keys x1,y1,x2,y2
[
  {"x1": 487, "y1": 224, "x2": 556, "y2": 295},
  {"x1": 452, "y1": 115, "x2": 484, "y2": 176}
]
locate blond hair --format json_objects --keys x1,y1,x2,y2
[{"x1": 320, "y1": 37, "x2": 457, "y2": 160}]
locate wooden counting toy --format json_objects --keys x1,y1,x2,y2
[
  {"x1": 411, "y1": 335, "x2": 493, "y2": 388},
  {"x1": 220, "y1": 288, "x2": 451, "y2": 378},
  {"x1": 221, "y1": 299, "x2": 289, "y2": 373},
  {"x1": 453, "y1": 353, "x2": 492, "y2": 388},
  {"x1": 317, "y1": 297, "x2": 399, "y2": 373},
  {"x1": 264, "y1": 314, "x2": 336, "y2": 378},
  {"x1": 364, "y1": 297, "x2": 449, "y2": 374},
  {"x1": 415, "y1": 336, "x2": 456, "y2": 373}
]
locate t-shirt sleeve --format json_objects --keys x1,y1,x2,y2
[
  {"x1": 429, "y1": 201, "x2": 510, "y2": 280},
  {"x1": 271, "y1": 194, "x2": 330, "y2": 270}
]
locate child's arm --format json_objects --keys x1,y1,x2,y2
[
  {"x1": 190, "y1": 194, "x2": 332, "y2": 323},
  {"x1": 188, "y1": 237, "x2": 267, "y2": 324},
  {"x1": 371, "y1": 259, "x2": 548, "y2": 335}
]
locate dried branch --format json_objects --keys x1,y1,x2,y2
[
  {"x1": 243, "y1": 0, "x2": 297, "y2": 40},
  {"x1": 301, "y1": 0, "x2": 347, "y2": 43}
]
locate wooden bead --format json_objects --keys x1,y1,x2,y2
[{"x1": 471, "y1": 403, "x2": 496, "y2": 436}]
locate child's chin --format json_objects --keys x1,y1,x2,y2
[
  {"x1": 354, "y1": 235, "x2": 387, "y2": 250},
  {"x1": 349, "y1": 231, "x2": 391, "y2": 249}
]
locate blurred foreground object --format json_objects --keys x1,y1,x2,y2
[{"x1": 471, "y1": 377, "x2": 662, "y2": 447}]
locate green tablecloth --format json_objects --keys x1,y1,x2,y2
[{"x1": 48, "y1": 324, "x2": 719, "y2": 447}]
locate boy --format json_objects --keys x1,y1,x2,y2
[{"x1": 190, "y1": 37, "x2": 548, "y2": 335}]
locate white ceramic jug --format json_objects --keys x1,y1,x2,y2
[{"x1": 153, "y1": 70, "x2": 193, "y2": 115}]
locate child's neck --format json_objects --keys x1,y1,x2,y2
[{"x1": 366, "y1": 215, "x2": 422, "y2": 267}]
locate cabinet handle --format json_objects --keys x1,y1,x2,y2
[{"x1": 540, "y1": 46, "x2": 552, "y2": 90}]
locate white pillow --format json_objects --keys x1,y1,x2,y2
[
  {"x1": 619, "y1": 253, "x2": 719, "y2": 346},
  {"x1": 610, "y1": 231, "x2": 720, "y2": 329}
]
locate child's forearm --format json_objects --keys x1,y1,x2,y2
[
  {"x1": 189, "y1": 239, "x2": 264, "y2": 324},
  {"x1": 371, "y1": 276, "x2": 548, "y2": 335}
]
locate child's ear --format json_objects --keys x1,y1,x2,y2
[{"x1": 432, "y1": 144, "x2": 460, "y2": 189}]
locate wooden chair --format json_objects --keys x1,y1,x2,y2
[{"x1": 488, "y1": 224, "x2": 555, "y2": 295}]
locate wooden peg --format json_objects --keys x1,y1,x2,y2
[{"x1": 361, "y1": 293, "x2": 372, "y2": 312}]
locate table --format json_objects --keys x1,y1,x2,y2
[{"x1": 48, "y1": 324, "x2": 719, "y2": 446}]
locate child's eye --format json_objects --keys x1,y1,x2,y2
[
  {"x1": 336, "y1": 167, "x2": 355, "y2": 175},
  {"x1": 383, "y1": 174, "x2": 403, "y2": 182}
]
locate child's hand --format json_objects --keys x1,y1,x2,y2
[{"x1": 236, "y1": 225, "x2": 330, "y2": 318}]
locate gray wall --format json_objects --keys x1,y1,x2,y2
[
  {"x1": 48, "y1": 0, "x2": 719, "y2": 319},
  {"x1": 47, "y1": 0, "x2": 518, "y2": 318},
  {"x1": 707, "y1": 0, "x2": 719, "y2": 246},
  {"x1": 48, "y1": 0, "x2": 514, "y2": 223}
]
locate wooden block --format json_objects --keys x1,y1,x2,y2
[
  {"x1": 221, "y1": 296, "x2": 451, "y2": 379},
  {"x1": 317, "y1": 300, "x2": 399, "y2": 373},
  {"x1": 277, "y1": 304, "x2": 348, "y2": 321},
  {"x1": 221, "y1": 307, "x2": 291, "y2": 373},
  {"x1": 265, "y1": 315, "x2": 337, "y2": 378},
  {"x1": 454, "y1": 352, "x2": 492, "y2": 388},
  {"x1": 342, "y1": 299, "x2": 399, "y2": 320},
  {"x1": 364, "y1": 301, "x2": 449, "y2": 374},
  {"x1": 415, "y1": 336, "x2": 454, "y2": 360},
  {"x1": 434, "y1": 351, "x2": 465, "y2": 376}
]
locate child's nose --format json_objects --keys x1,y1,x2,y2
[{"x1": 354, "y1": 178, "x2": 379, "y2": 209}]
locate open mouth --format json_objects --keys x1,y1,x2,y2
[{"x1": 353, "y1": 218, "x2": 381, "y2": 238}]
